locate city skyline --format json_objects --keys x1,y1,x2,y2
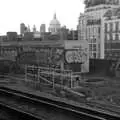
[{"x1": 0, "y1": 0, "x2": 85, "y2": 35}]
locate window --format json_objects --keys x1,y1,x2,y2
[
  {"x1": 107, "y1": 34, "x2": 110, "y2": 40},
  {"x1": 118, "y1": 33, "x2": 120, "y2": 40},
  {"x1": 89, "y1": 44, "x2": 92, "y2": 51},
  {"x1": 113, "y1": 22, "x2": 116, "y2": 31},
  {"x1": 93, "y1": 44, "x2": 97, "y2": 51},
  {"x1": 93, "y1": 52, "x2": 96, "y2": 58},
  {"x1": 119, "y1": 22, "x2": 120, "y2": 31},
  {"x1": 90, "y1": 27, "x2": 93, "y2": 36},
  {"x1": 93, "y1": 27, "x2": 97, "y2": 35},
  {"x1": 105, "y1": 23, "x2": 107, "y2": 32},
  {"x1": 89, "y1": 27, "x2": 92, "y2": 35},
  {"x1": 112, "y1": 33, "x2": 116, "y2": 40},
  {"x1": 107, "y1": 23, "x2": 110, "y2": 32},
  {"x1": 116, "y1": 22, "x2": 119, "y2": 32},
  {"x1": 98, "y1": 27, "x2": 100, "y2": 34}
]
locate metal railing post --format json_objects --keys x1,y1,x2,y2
[
  {"x1": 38, "y1": 66, "x2": 40, "y2": 83},
  {"x1": 25, "y1": 65, "x2": 27, "y2": 82},
  {"x1": 52, "y1": 68, "x2": 55, "y2": 89},
  {"x1": 70, "y1": 71, "x2": 73, "y2": 88}
]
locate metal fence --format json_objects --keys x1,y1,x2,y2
[{"x1": 25, "y1": 65, "x2": 81, "y2": 89}]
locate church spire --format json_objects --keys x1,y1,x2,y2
[{"x1": 54, "y1": 13, "x2": 56, "y2": 19}]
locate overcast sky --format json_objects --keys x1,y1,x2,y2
[{"x1": 0, "y1": 0, "x2": 85, "y2": 35}]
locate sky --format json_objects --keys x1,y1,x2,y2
[{"x1": 0, "y1": 0, "x2": 85, "y2": 35}]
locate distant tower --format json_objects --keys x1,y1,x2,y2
[
  {"x1": 27, "y1": 25, "x2": 31, "y2": 32},
  {"x1": 20, "y1": 23, "x2": 26, "y2": 35},
  {"x1": 33, "y1": 25, "x2": 37, "y2": 32},
  {"x1": 40, "y1": 24, "x2": 46, "y2": 33}
]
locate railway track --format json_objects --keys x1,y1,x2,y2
[
  {"x1": 0, "y1": 102, "x2": 43, "y2": 120},
  {"x1": 0, "y1": 86, "x2": 120, "y2": 120}
]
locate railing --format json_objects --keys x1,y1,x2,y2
[{"x1": 25, "y1": 65, "x2": 81, "y2": 89}]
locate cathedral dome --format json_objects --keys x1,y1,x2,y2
[
  {"x1": 50, "y1": 14, "x2": 60, "y2": 25},
  {"x1": 49, "y1": 13, "x2": 61, "y2": 34}
]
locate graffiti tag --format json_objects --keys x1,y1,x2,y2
[{"x1": 65, "y1": 50, "x2": 88, "y2": 64}]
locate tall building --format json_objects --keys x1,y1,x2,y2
[
  {"x1": 20, "y1": 23, "x2": 26, "y2": 35},
  {"x1": 20, "y1": 23, "x2": 29, "y2": 35},
  {"x1": 40, "y1": 24, "x2": 46, "y2": 33},
  {"x1": 78, "y1": 13, "x2": 87, "y2": 41},
  {"x1": 78, "y1": 0, "x2": 120, "y2": 59},
  {"x1": 103, "y1": 7, "x2": 120, "y2": 60},
  {"x1": 33, "y1": 25, "x2": 37, "y2": 33},
  {"x1": 49, "y1": 13, "x2": 61, "y2": 34}
]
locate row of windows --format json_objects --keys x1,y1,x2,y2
[
  {"x1": 105, "y1": 22, "x2": 120, "y2": 32},
  {"x1": 88, "y1": 38, "x2": 97, "y2": 43},
  {"x1": 89, "y1": 44, "x2": 97, "y2": 52},
  {"x1": 86, "y1": 27, "x2": 100, "y2": 36},
  {"x1": 106, "y1": 33, "x2": 120, "y2": 41},
  {"x1": 86, "y1": 34, "x2": 100, "y2": 39}
]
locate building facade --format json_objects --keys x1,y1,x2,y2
[
  {"x1": 20, "y1": 23, "x2": 31, "y2": 36},
  {"x1": 86, "y1": 18, "x2": 101, "y2": 58},
  {"x1": 20, "y1": 23, "x2": 26, "y2": 35},
  {"x1": 78, "y1": 13, "x2": 88, "y2": 41},
  {"x1": 78, "y1": 0, "x2": 120, "y2": 59},
  {"x1": 103, "y1": 7, "x2": 120, "y2": 60}
]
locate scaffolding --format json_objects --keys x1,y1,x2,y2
[{"x1": 25, "y1": 65, "x2": 81, "y2": 89}]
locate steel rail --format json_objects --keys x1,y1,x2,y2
[
  {"x1": 0, "y1": 102, "x2": 44, "y2": 120},
  {"x1": 2, "y1": 75, "x2": 120, "y2": 118},
  {"x1": 0, "y1": 86, "x2": 118, "y2": 120},
  {"x1": 0, "y1": 89, "x2": 104, "y2": 120}
]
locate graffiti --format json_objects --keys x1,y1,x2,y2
[
  {"x1": 36, "y1": 48, "x2": 64, "y2": 67},
  {"x1": 51, "y1": 48, "x2": 64, "y2": 63},
  {"x1": 1, "y1": 49, "x2": 17, "y2": 61},
  {"x1": 65, "y1": 49, "x2": 88, "y2": 64}
]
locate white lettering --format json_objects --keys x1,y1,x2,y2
[{"x1": 65, "y1": 49, "x2": 88, "y2": 64}]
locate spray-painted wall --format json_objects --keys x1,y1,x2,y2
[{"x1": 64, "y1": 40, "x2": 89, "y2": 73}]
